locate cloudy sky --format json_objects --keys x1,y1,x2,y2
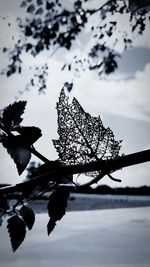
[{"x1": 0, "y1": 0, "x2": 150, "y2": 187}]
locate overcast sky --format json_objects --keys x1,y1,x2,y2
[{"x1": 0, "y1": 0, "x2": 150, "y2": 187}]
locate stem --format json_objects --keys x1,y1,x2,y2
[
  {"x1": 107, "y1": 173, "x2": 121, "y2": 183},
  {"x1": 29, "y1": 145, "x2": 50, "y2": 163}
]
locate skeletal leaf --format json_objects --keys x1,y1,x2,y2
[{"x1": 53, "y1": 88, "x2": 122, "y2": 176}]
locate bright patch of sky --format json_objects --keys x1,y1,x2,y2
[{"x1": 0, "y1": 0, "x2": 150, "y2": 187}]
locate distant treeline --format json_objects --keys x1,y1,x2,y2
[
  {"x1": 0, "y1": 184, "x2": 150, "y2": 196},
  {"x1": 74, "y1": 185, "x2": 150, "y2": 196}
]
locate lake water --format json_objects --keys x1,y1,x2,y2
[{"x1": 0, "y1": 207, "x2": 150, "y2": 267}]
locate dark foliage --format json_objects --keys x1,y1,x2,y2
[
  {"x1": 16, "y1": 126, "x2": 42, "y2": 144},
  {"x1": 20, "y1": 206, "x2": 35, "y2": 230},
  {"x1": 1, "y1": 0, "x2": 149, "y2": 92},
  {"x1": 7, "y1": 215, "x2": 26, "y2": 252},
  {"x1": 0, "y1": 101, "x2": 42, "y2": 174}
]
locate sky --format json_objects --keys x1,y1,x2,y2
[{"x1": 0, "y1": 0, "x2": 150, "y2": 187}]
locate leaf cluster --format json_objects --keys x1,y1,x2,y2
[
  {"x1": 7, "y1": 206, "x2": 35, "y2": 252},
  {"x1": 0, "y1": 89, "x2": 123, "y2": 252},
  {"x1": 1, "y1": 187, "x2": 70, "y2": 252},
  {"x1": 0, "y1": 101, "x2": 42, "y2": 175},
  {"x1": 0, "y1": 82, "x2": 125, "y2": 255},
  {"x1": 1, "y1": 0, "x2": 149, "y2": 92}
]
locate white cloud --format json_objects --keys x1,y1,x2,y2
[
  {"x1": 72, "y1": 63, "x2": 150, "y2": 122},
  {"x1": 134, "y1": 21, "x2": 150, "y2": 49}
]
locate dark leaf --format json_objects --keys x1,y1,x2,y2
[
  {"x1": 53, "y1": 22, "x2": 59, "y2": 32},
  {"x1": 47, "y1": 190, "x2": 70, "y2": 235},
  {"x1": 64, "y1": 82, "x2": 73, "y2": 92},
  {"x1": 18, "y1": 66, "x2": 22, "y2": 73},
  {"x1": 15, "y1": 126, "x2": 42, "y2": 144},
  {"x1": 81, "y1": 13, "x2": 87, "y2": 23},
  {"x1": 2, "y1": 135, "x2": 31, "y2": 175},
  {"x1": 6, "y1": 65, "x2": 16, "y2": 76},
  {"x1": 36, "y1": 8, "x2": 43, "y2": 15},
  {"x1": 20, "y1": 1, "x2": 27, "y2": 8},
  {"x1": 7, "y1": 215, "x2": 26, "y2": 252},
  {"x1": 61, "y1": 64, "x2": 66, "y2": 71},
  {"x1": 2, "y1": 101, "x2": 27, "y2": 130},
  {"x1": 25, "y1": 26, "x2": 32, "y2": 36},
  {"x1": 27, "y1": 4, "x2": 35, "y2": 13},
  {"x1": 37, "y1": 0, "x2": 43, "y2": 5},
  {"x1": 47, "y1": 219, "x2": 56, "y2": 235},
  {"x1": 20, "y1": 206, "x2": 35, "y2": 230},
  {"x1": 46, "y1": 1, "x2": 54, "y2": 10},
  {"x1": 74, "y1": 0, "x2": 82, "y2": 10},
  {"x1": 119, "y1": 6, "x2": 125, "y2": 14},
  {"x1": 26, "y1": 43, "x2": 33, "y2": 52},
  {"x1": 0, "y1": 194, "x2": 8, "y2": 210},
  {"x1": 3, "y1": 47, "x2": 8, "y2": 53}
]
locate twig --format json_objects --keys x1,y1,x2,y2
[{"x1": 107, "y1": 173, "x2": 121, "y2": 182}]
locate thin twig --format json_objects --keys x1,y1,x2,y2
[{"x1": 107, "y1": 173, "x2": 121, "y2": 182}]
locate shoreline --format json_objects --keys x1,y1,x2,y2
[{"x1": 27, "y1": 193, "x2": 150, "y2": 213}]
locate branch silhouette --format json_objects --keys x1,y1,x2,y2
[
  {"x1": 0, "y1": 89, "x2": 150, "y2": 252},
  {"x1": 0, "y1": 149, "x2": 150, "y2": 195}
]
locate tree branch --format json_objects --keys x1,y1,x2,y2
[{"x1": 0, "y1": 149, "x2": 150, "y2": 195}]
